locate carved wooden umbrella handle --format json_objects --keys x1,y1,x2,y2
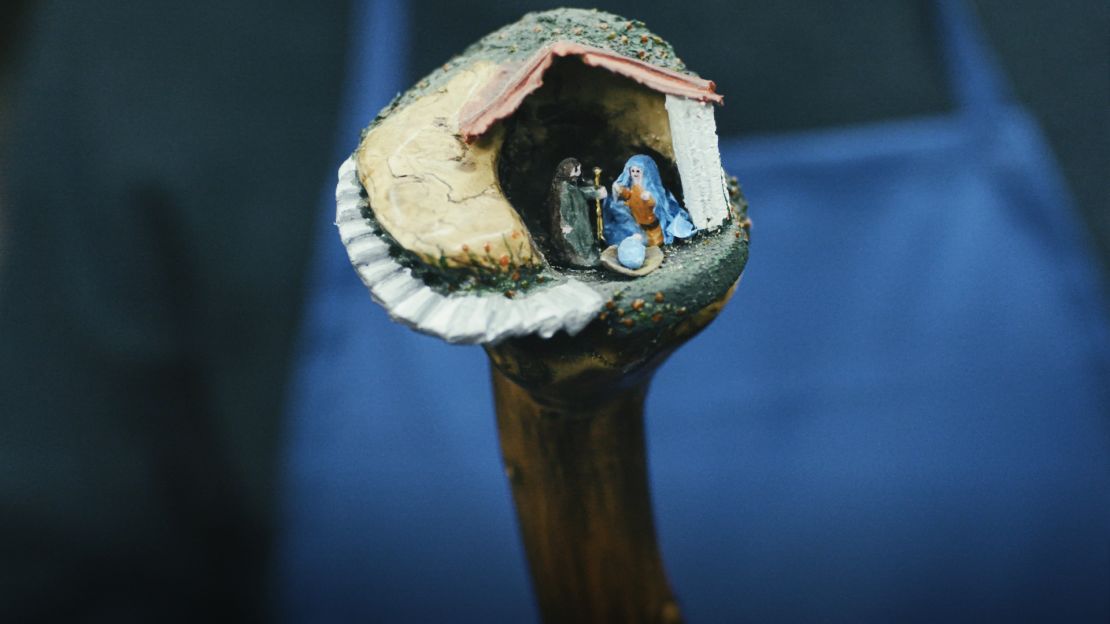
[{"x1": 336, "y1": 9, "x2": 751, "y2": 621}]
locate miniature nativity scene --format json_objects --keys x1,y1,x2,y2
[
  {"x1": 337, "y1": 8, "x2": 749, "y2": 345},
  {"x1": 548, "y1": 153, "x2": 692, "y2": 277}
]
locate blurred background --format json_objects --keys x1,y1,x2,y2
[{"x1": 1, "y1": 1, "x2": 1107, "y2": 622}]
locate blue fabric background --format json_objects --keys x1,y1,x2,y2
[{"x1": 277, "y1": 1, "x2": 1110, "y2": 621}]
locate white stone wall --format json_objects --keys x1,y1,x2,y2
[{"x1": 665, "y1": 95, "x2": 730, "y2": 231}]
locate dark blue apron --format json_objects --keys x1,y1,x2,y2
[{"x1": 277, "y1": 1, "x2": 1110, "y2": 621}]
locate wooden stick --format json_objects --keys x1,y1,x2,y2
[
  {"x1": 594, "y1": 166, "x2": 605, "y2": 243},
  {"x1": 491, "y1": 365, "x2": 682, "y2": 624},
  {"x1": 483, "y1": 307, "x2": 729, "y2": 623}
]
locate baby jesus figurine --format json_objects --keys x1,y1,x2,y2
[{"x1": 546, "y1": 157, "x2": 608, "y2": 268}]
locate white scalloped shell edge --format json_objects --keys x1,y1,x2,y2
[{"x1": 336, "y1": 156, "x2": 605, "y2": 345}]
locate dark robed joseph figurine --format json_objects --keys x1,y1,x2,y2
[{"x1": 546, "y1": 157, "x2": 607, "y2": 268}]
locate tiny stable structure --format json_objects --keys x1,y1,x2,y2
[
  {"x1": 461, "y1": 40, "x2": 730, "y2": 237},
  {"x1": 337, "y1": 8, "x2": 749, "y2": 344}
]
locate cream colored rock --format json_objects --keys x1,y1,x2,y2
[{"x1": 356, "y1": 61, "x2": 538, "y2": 270}]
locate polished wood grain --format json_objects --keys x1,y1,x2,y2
[{"x1": 492, "y1": 365, "x2": 682, "y2": 624}]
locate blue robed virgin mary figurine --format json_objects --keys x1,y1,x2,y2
[{"x1": 603, "y1": 154, "x2": 696, "y2": 247}]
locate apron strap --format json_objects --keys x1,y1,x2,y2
[
  {"x1": 311, "y1": 0, "x2": 409, "y2": 291},
  {"x1": 935, "y1": 0, "x2": 1013, "y2": 115},
  {"x1": 343, "y1": 0, "x2": 409, "y2": 137}
]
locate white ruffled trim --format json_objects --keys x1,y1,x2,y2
[{"x1": 335, "y1": 156, "x2": 604, "y2": 344}]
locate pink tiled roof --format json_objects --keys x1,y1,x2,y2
[{"x1": 459, "y1": 41, "x2": 723, "y2": 142}]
